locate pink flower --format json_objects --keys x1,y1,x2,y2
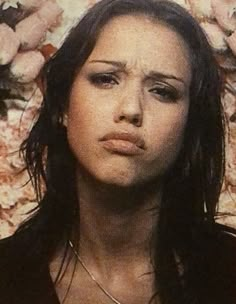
[
  {"x1": 223, "y1": 90, "x2": 236, "y2": 119},
  {"x1": 15, "y1": 13, "x2": 47, "y2": 50},
  {"x1": 226, "y1": 30, "x2": 236, "y2": 56},
  {"x1": 19, "y1": 0, "x2": 47, "y2": 10},
  {"x1": 189, "y1": 0, "x2": 214, "y2": 19},
  {"x1": 211, "y1": 0, "x2": 236, "y2": 32},
  {"x1": 0, "y1": 23, "x2": 20, "y2": 65},
  {"x1": 200, "y1": 21, "x2": 228, "y2": 52},
  {"x1": 10, "y1": 50, "x2": 45, "y2": 83},
  {"x1": 37, "y1": 1, "x2": 63, "y2": 29}
]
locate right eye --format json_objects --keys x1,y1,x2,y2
[{"x1": 89, "y1": 73, "x2": 119, "y2": 88}]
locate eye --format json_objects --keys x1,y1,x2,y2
[
  {"x1": 149, "y1": 84, "x2": 179, "y2": 102},
  {"x1": 89, "y1": 73, "x2": 119, "y2": 88}
]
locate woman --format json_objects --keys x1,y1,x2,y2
[{"x1": 0, "y1": 0, "x2": 235, "y2": 303}]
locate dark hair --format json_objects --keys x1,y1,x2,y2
[{"x1": 18, "y1": 0, "x2": 224, "y2": 302}]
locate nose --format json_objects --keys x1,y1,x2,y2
[{"x1": 114, "y1": 83, "x2": 143, "y2": 127}]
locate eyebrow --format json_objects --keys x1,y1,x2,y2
[
  {"x1": 89, "y1": 60, "x2": 126, "y2": 68},
  {"x1": 88, "y1": 60, "x2": 186, "y2": 85}
]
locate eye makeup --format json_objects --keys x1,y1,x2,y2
[
  {"x1": 87, "y1": 72, "x2": 120, "y2": 88},
  {"x1": 149, "y1": 82, "x2": 180, "y2": 102}
]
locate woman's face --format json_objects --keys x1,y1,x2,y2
[{"x1": 67, "y1": 15, "x2": 191, "y2": 188}]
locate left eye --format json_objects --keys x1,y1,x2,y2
[
  {"x1": 89, "y1": 73, "x2": 119, "y2": 88},
  {"x1": 149, "y1": 85, "x2": 178, "y2": 102}
]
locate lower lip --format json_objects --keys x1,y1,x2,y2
[{"x1": 101, "y1": 139, "x2": 143, "y2": 155}]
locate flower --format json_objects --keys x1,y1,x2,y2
[
  {"x1": 189, "y1": 0, "x2": 214, "y2": 19},
  {"x1": 2, "y1": 0, "x2": 21, "y2": 10},
  {"x1": 0, "y1": 23, "x2": 20, "y2": 65},
  {"x1": 226, "y1": 30, "x2": 236, "y2": 56},
  {"x1": 15, "y1": 13, "x2": 48, "y2": 50},
  {"x1": 10, "y1": 50, "x2": 45, "y2": 83},
  {"x1": 200, "y1": 21, "x2": 228, "y2": 53},
  {"x1": 212, "y1": 0, "x2": 236, "y2": 32}
]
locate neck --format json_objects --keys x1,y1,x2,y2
[{"x1": 75, "y1": 170, "x2": 162, "y2": 276}]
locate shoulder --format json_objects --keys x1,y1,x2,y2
[
  {"x1": 213, "y1": 223, "x2": 236, "y2": 280},
  {"x1": 192, "y1": 223, "x2": 236, "y2": 303},
  {"x1": 212, "y1": 223, "x2": 236, "y2": 263},
  {"x1": 0, "y1": 232, "x2": 59, "y2": 304}
]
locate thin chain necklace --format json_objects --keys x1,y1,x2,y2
[{"x1": 69, "y1": 240, "x2": 123, "y2": 304}]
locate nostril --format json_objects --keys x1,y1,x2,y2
[
  {"x1": 116, "y1": 113, "x2": 142, "y2": 126},
  {"x1": 132, "y1": 116, "x2": 140, "y2": 125},
  {"x1": 119, "y1": 115, "x2": 125, "y2": 121}
]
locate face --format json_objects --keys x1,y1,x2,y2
[{"x1": 67, "y1": 15, "x2": 191, "y2": 188}]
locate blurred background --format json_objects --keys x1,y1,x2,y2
[{"x1": 0, "y1": 0, "x2": 235, "y2": 239}]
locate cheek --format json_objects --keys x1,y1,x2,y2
[
  {"x1": 147, "y1": 105, "x2": 189, "y2": 163},
  {"x1": 67, "y1": 85, "x2": 97, "y2": 136},
  {"x1": 66, "y1": 89, "x2": 110, "y2": 167},
  {"x1": 68, "y1": 86, "x2": 111, "y2": 129},
  {"x1": 67, "y1": 107, "x2": 94, "y2": 155},
  {"x1": 66, "y1": 92, "x2": 91, "y2": 158}
]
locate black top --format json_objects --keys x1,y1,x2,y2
[
  {"x1": 0, "y1": 224, "x2": 235, "y2": 304},
  {"x1": 0, "y1": 227, "x2": 60, "y2": 304}
]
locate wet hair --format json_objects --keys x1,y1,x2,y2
[{"x1": 17, "y1": 0, "x2": 224, "y2": 302}]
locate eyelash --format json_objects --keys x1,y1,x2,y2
[
  {"x1": 149, "y1": 85, "x2": 178, "y2": 102},
  {"x1": 88, "y1": 73, "x2": 179, "y2": 102},
  {"x1": 89, "y1": 73, "x2": 119, "y2": 88}
]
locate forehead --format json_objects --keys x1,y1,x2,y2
[{"x1": 87, "y1": 14, "x2": 191, "y2": 84}]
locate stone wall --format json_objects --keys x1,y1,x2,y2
[{"x1": 0, "y1": 0, "x2": 235, "y2": 238}]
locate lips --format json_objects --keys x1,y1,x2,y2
[{"x1": 100, "y1": 132, "x2": 146, "y2": 155}]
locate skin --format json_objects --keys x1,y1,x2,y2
[
  {"x1": 67, "y1": 17, "x2": 191, "y2": 189},
  {"x1": 51, "y1": 15, "x2": 191, "y2": 304}
]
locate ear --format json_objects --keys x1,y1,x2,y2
[{"x1": 63, "y1": 113, "x2": 68, "y2": 127}]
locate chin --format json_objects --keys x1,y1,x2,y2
[
  {"x1": 95, "y1": 170, "x2": 140, "y2": 188},
  {"x1": 77, "y1": 156, "x2": 165, "y2": 190}
]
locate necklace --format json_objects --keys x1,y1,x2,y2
[{"x1": 69, "y1": 240, "x2": 123, "y2": 304}]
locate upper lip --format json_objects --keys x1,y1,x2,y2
[{"x1": 100, "y1": 131, "x2": 146, "y2": 149}]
